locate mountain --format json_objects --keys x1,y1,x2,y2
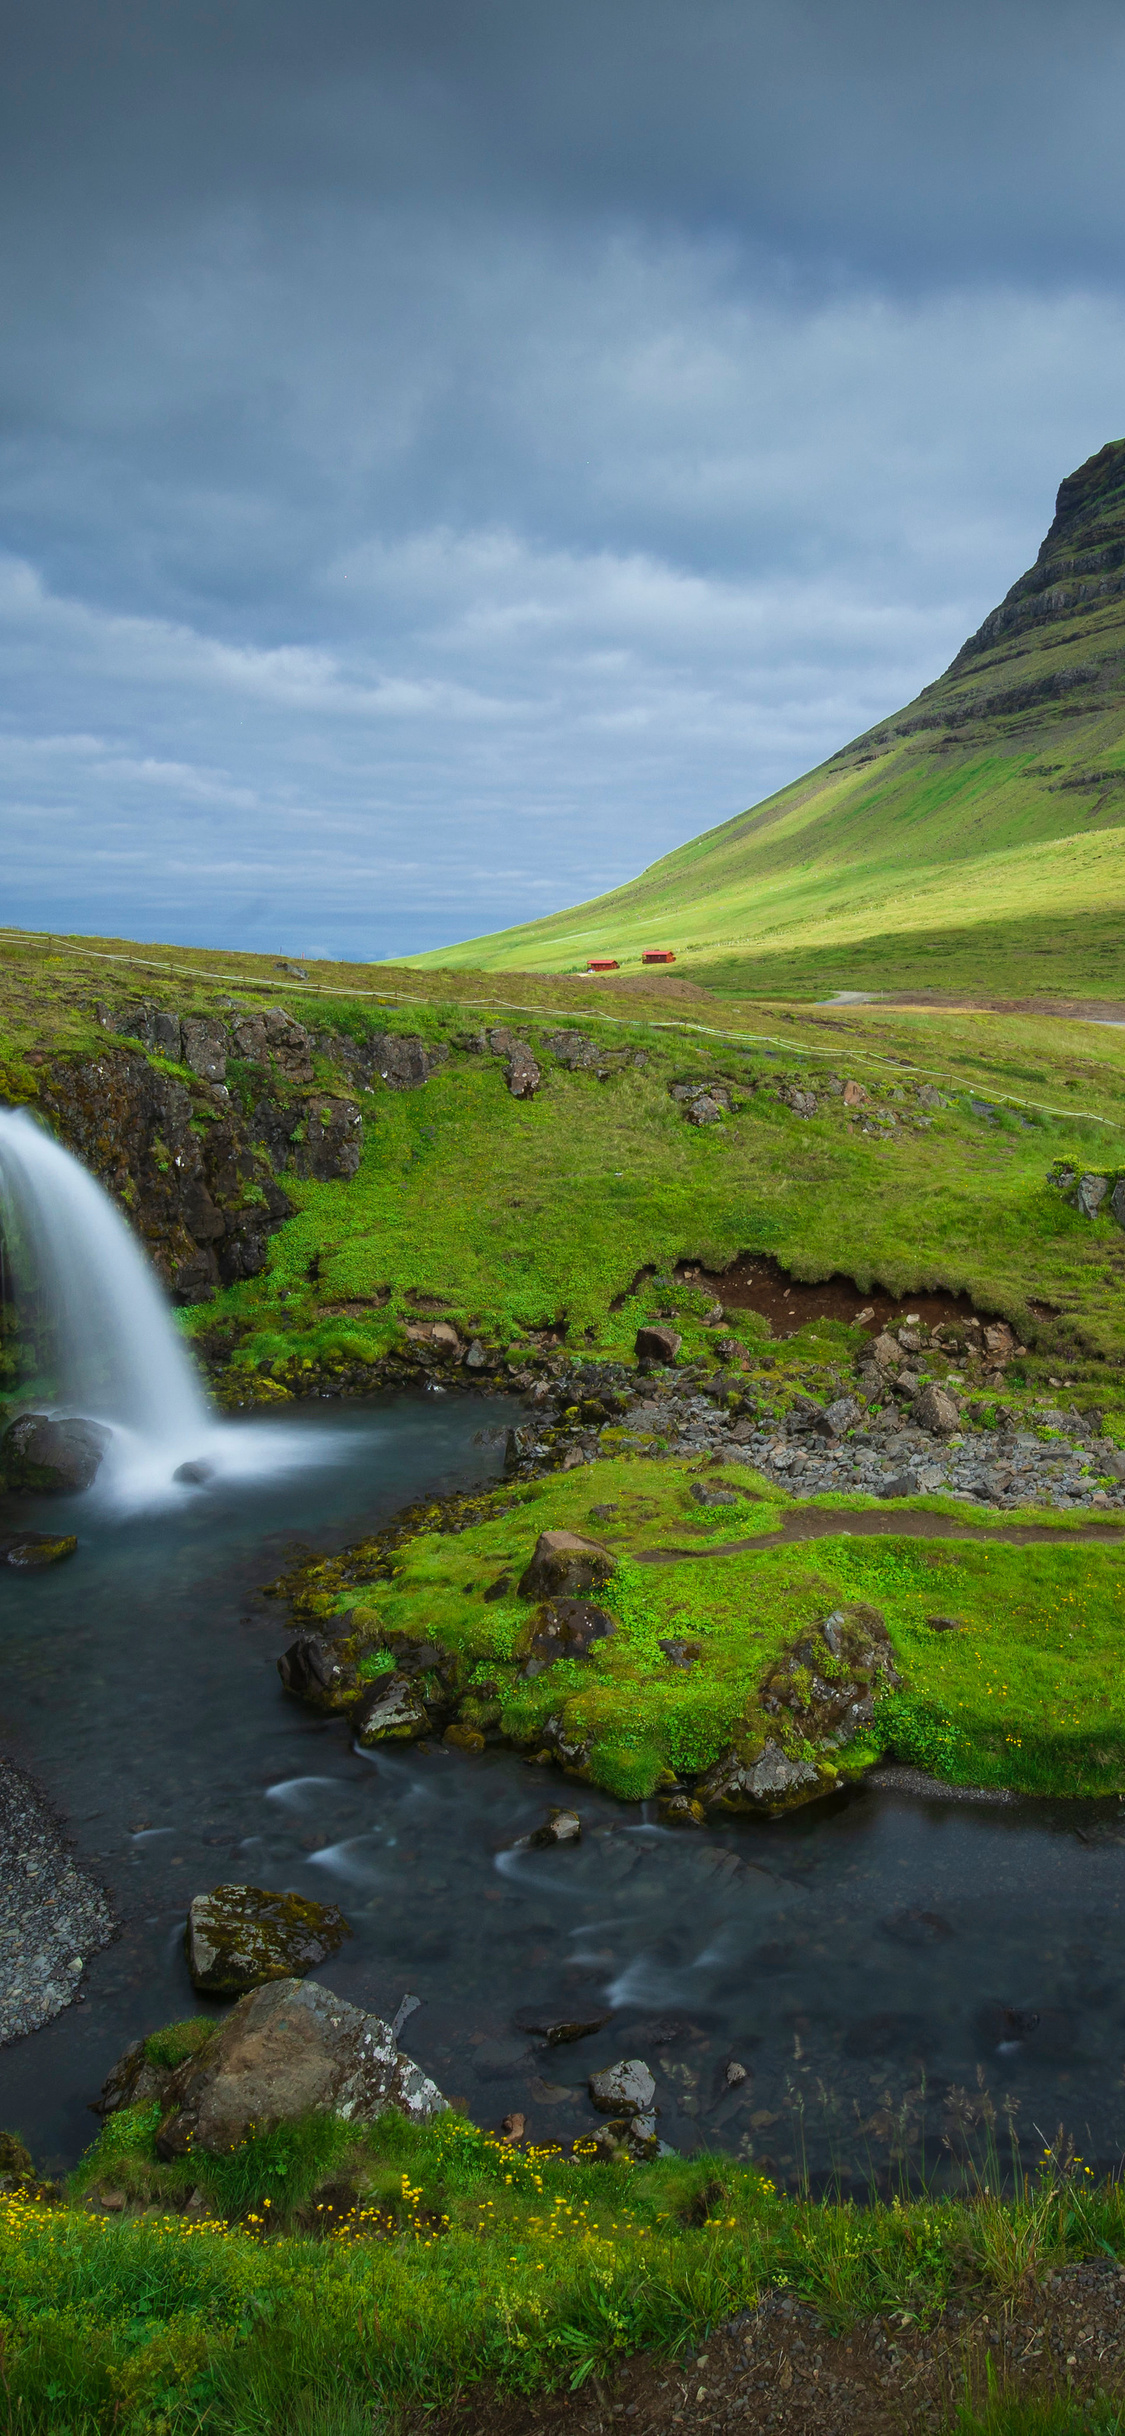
[{"x1": 414, "y1": 439, "x2": 1125, "y2": 997}]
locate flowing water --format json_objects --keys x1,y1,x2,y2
[
  {"x1": 0, "y1": 1107, "x2": 330, "y2": 1508},
  {"x1": 3, "y1": 1393, "x2": 1125, "y2": 2190}
]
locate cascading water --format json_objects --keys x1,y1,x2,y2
[{"x1": 0, "y1": 1107, "x2": 330, "y2": 1507}]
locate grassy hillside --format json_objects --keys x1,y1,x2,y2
[
  {"x1": 411, "y1": 440, "x2": 1125, "y2": 996},
  {"x1": 4, "y1": 929, "x2": 1125, "y2": 1383}
]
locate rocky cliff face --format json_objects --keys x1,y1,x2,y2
[
  {"x1": 33, "y1": 1000, "x2": 365, "y2": 1304},
  {"x1": 950, "y1": 436, "x2": 1125, "y2": 665}
]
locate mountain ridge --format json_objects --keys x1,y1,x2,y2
[{"x1": 412, "y1": 438, "x2": 1125, "y2": 996}]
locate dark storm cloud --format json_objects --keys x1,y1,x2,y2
[{"x1": 3, "y1": 1, "x2": 1125, "y2": 954}]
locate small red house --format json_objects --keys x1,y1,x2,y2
[
  {"x1": 587, "y1": 959, "x2": 619, "y2": 971},
  {"x1": 642, "y1": 949, "x2": 676, "y2": 965}
]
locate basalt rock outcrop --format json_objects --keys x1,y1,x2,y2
[{"x1": 28, "y1": 1004, "x2": 371, "y2": 1303}]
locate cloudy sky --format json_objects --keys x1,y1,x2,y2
[{"x1": 4, "y1": 0, "x2": 1125, "y2": 961}]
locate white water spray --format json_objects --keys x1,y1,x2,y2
[{"x1": 0, "y1": 1108, "x2": 331, "y2": 1507}]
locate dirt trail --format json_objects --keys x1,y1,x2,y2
[{"x1": 637, "y1": 1504, "x2": 1125, "y2": 1565}]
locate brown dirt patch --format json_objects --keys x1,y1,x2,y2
[
  {"x1": 674, "y1": 1253, "x2": 995, "y2": 1336},
  {"x1": 412, "y1": 2264, "x2": 1125, "y2": 2436}
]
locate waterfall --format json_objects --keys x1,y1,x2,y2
[
  {"x1": 0, "y1": 1108, "x2": 337, "y2": 1508},
  {"x1": 0, "y1": 1105, "x2": 221, "y2": 1505},
  {"x1": 0, "y1": 1106, "x2": 209, "y2": 1452}
]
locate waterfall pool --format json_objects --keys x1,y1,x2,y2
[{"x1": 3, "y1": 1390, "x2": 1125, "y2": 2190}]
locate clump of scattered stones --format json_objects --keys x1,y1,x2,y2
[{"x1": 499, "y1": 1315, "x2": 1125, "y2": 1515}]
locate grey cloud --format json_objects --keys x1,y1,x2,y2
[{"x1": 3, "y1": 3, "x2": 1125, "y2": 953}]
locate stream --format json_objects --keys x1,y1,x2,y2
[{"x1": 3, "y1": 1391, "x2": 1125, "y2": 2192}]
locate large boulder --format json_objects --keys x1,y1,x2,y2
[
  {"x1": 294, "y1": 1098, "x2": 363, "y2": 1181},
  {"x1": 1077, "y1": 1173, "x2": 1109, "y2": 1220},
  {"x1": 185, "y1": 1884, "x2": 352, "y2": 1996},
  {"x1": 913, "y1": 1382, "x2": 961, "y2": 1436},
  {"x1": 634, "y1": 1324, "x2": 682, "y2": 1365},
  {"x1": 277, "y1": 1633, "x2": 360, "y2": 1712},
  {"x1": 517, "y1": 1530, "x2": 616, "y2": 1600},
  {"x1": 230, "y1": 1007, "x2": 315, "y2": 1083},
  {"x1": 180, "y1": 1016, "x2": 228, "y2": 1083},
  {"x1": 0, "y1": 1414, "x2": 111, "y2": 1494},
  {"x1": 154, "y1": 1977, "x2": 447, "y2": 2157},
  {"x1": 357, "y1": 1032, "x2": 449, "y2": 1090}
]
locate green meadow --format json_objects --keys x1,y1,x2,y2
[
  {"x1": 2, "y1": 2104, "x2": 1124, "y2": 2433},
  {"x1": 272, "y1": 1449, "x2": 1125, "y2": 1802}
]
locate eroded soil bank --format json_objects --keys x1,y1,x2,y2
[{"x1": 414, "y1": 2267, "x2": 1125, "y2": 2436}]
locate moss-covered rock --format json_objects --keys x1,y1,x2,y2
[{"x1": 185, "y1": 1884, "x2": 352, "y2": 1996}]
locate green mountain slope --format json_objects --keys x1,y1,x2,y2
[{"x1": 415, "y1": 439, "x2": 1125, "y2": 996}]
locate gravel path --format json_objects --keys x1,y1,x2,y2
[{"x1": 0, "y1": 1760, "x2": 116, "y2": 2046}]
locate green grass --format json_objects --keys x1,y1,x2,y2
[
  {"x1": 2, "y1": 2105, "x2": 1124, "y2": 2432},
  {"x1": 271, "y1": 1449, "x2": 1125, "y2": 1801},
  {"x1": 7, "y1": 934, "x2": 1125, "y2": 1388},
  {"x1": 161, "y1": 990, "x2": 1125, "y2": 1383}
]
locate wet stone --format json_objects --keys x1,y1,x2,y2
[
  {"x1": 186, "y1": 1882, "x2": 353, "y2": 1996},
  {"x1": 0, "y1": 1529, "x2": 78, "y2": 1569},
  {"x1": 513, "y1": 2002, "x2": 612, "y2": 2045},
  {"x1": 526, "y1": 1805, "x2": 582, "y2": 1848},
  {"x1": 0, "y1": 1413, "x2": 111, "y2": 1494},
  {"x1": 589, "y1": 2056, "x2": 657, "y2": 2116}
]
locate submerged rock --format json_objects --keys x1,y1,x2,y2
[
  {"x1": 154, "y1": 1976, "x2": 447, "y2": 2156},
  {"x1": 526, "y1": 1805, "x2": 582, "y2": 1848},
  {"x1": 0, "y1": 1528, "x2": 77, "y2": 1568},
  {"x1": 513, "y1": 2001, "x2": 610, "y2": 2045},
  {"x1": 518, "y1": 1529, "x2": 616, "y2": 1600},
  {"x1": 0, "y1": 1413, "x2": 111, "y2": 1493},
  {"x1": 185, "y1": 1883, "x2": 352, "y2": 1996}
]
